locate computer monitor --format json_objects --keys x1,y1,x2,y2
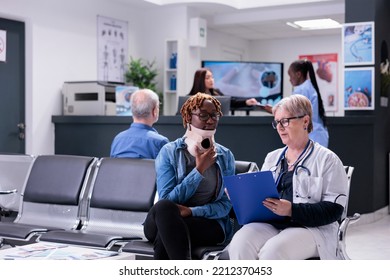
[
  {"x1": 202, "y1": 60, "x2": 283, "y2": 106},
  {"x1": 176, "y1": 95, "x2": 231, "y2": 116}
]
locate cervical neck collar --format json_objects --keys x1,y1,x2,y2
[{"x1": 184, "y1": 124, "x2": 216, "y2": 157}]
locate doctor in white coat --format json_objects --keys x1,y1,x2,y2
[{"x1": 228, "y1": 94, "x2": 348, "y2": 260}]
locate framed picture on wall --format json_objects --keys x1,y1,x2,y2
[
  {"x1": 344, "y1": 67, "x2": 374, "y2": 110},
  {"x1": 342, "y1": 21, "x2": 375, "y2": 66},
  {"x1": 299, "y1": 53, "x2": 338, "y2": 112}
]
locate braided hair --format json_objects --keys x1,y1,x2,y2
[
  {"x1": 289, "y1": 59, "x2": 327, "y2": 127},
  {"x1": 180, "y1": 92, "x2": 222, "y2": 128}
]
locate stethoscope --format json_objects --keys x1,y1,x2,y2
[{"x1": 270, "y1": 140, "x2": 315, "y2": 198}]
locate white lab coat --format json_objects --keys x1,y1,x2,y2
[{"x1": 261, "y1": 141, "x2": 348, "y2": 259}]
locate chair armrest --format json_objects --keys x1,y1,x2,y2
[
  {"x1": 337, "y1": 213, "x2": 361, "y2": 260},
  {"x1": 0, "y1": 188, "x2": 18, "y2": 195}
]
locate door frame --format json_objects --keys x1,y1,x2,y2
[{"x1": 0, "y1": 13, "x2": 32, "y2": 154}]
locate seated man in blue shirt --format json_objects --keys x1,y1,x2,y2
[{"x1": 110, "y1": 89, "x2": 169, "y2": 159}]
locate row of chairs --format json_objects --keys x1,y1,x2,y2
[
  {"x1": 0, "y1": 154, "x2": 157, "y2": 251},
  {"x1": 0, "y1": 154, "x2": 259, "y2": 258},
  {"x1": 0, "y1": 154, "x2": 358, "y2": 260}
]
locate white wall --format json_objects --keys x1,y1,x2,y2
[
  {"x1": 133, "y1": 5, "x2": 190, "y2": 91},
  {"x1": 201, "y1": 28, "x2": 250, "y2": 61}
]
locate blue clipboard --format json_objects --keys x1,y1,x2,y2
[{"x1": 224, "y1": 171, "x2": 282, "y2": 225}]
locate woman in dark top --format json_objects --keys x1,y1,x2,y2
[{"x1": 188, "y1": 68, "x2": 258, "y2": 109}]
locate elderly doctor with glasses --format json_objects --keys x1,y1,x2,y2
[{"x1": 228, "y1": 94, "x2": 348, "y2": 260}]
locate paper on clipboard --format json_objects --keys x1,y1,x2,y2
[{"x1": 224, "y1": 171, "x2": 282, "y2": 225}]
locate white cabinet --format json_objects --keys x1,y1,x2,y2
[{"x1": 163, "y1": 39, "x2": 187, "y2": 115}]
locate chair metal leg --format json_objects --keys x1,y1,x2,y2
[{"x1": 337, "y1": 213, "x2": 361, "y2": 260}]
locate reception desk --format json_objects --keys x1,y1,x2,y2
[{"x1": 52, "y1": 115, "x2": 388, "y2": 216}]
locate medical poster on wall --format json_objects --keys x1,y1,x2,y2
[
  {"x1": 299, "y1": 53, "x2": 338, "y2": 112},
  {"x1": 0, "y1": 30, "x2": 6, "y2": 62},
  {"x1": 97, "y1": 15, "x2": 128, "y2": 83},
  {"x1": 342, "y1": 21, "x2": 375, "y2": 66},
  {"x1": 344, "y1": 67, "x2": 374, "y2": 110}
]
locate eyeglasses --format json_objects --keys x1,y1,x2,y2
[
  {"x1": 192, "y1": 112, "x2": 221, "y2": 121},
  {"x1": 272, "y1": 115, "x2": 305, "y2": 129}
]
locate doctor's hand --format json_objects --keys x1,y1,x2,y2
[
  {"x1": 263, "y1": 198, "x2": 292, "y2": 216},
  {"x1": 195, "y1": 146, "x2": 216, "y2": 174},
  {"x1": 245, "y1": 98, "x2": 258, "y2": 106},
  {"x1": 263, "y1": 104, "x2": 273, "y2": 114}
]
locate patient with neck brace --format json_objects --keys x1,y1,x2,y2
[{"x1": 143, "y1": 92, "x2": 235, "y2": 259}]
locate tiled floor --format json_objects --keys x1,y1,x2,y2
[
  {"x1": 346, "y1": 206, "x2": 390, "y2": 260},
  {"x1": 1, "y1": 207, "x2": 389, "y2": 260}
]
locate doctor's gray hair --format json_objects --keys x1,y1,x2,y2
[
  {"x1": 272, "y1": 95, "x2": 313, "y2": 133},
  {"x1": 130, "y1": 89, "x2": 159, "y2": 119}
]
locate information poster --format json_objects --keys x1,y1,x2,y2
[{"x1": 97, "y1": 15, "x2": 128, "y2": 83}]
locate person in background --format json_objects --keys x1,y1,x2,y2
[
  {"x1": 110, "y1": 89, "x2": 168, "y2": 159},
  {"x1": 228, "y1": 94, "x2": 348, "y2": 260},
  {"x1": 143, "y1": 92, "x2": 235, "y2": 259},
  {"x1": 288, "y1": 59, "x2": 329, "y2": 147},
  {"x1": 188, "y1": 68, "x2": 258, "y2": 109}
]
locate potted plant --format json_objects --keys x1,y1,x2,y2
[{"x1": 125, "y1": 57, "x2": 164, "y2": 113}]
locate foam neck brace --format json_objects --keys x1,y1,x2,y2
[{"x1": 184, "y1": 124, "x2": 216, "y2": 157}]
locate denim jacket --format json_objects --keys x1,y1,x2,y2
[{"x1": 155, "y1": 137, "x2": 235, "y2": 242}]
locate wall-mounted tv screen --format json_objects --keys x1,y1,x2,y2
[{"x1": 202, "y1": 60, "x2": 283, "y2": 106}]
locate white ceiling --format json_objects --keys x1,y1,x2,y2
[{"x1": 118, "y1": 0, "x2": 345, "y2": 41}]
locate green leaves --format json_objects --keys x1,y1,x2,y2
[
  {"x1": 125, "y1": 57, "x2": 158, "y2": 91},
  {"x1": 125, "y1": 57, "x2": 163, "y2": 114}
]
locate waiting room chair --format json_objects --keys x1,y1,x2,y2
[
  {"x1": 0, "y1": 154, "x2": 35, "y2": 221},
  {"x1": 0, "y1": 155, "x2": 97, "y2": 247},
  {"x1": 337, "y1": 165, "x2": 360, "y2": 260},
  {"x1": 121, "y1": 160, "x2": 259, "y2": 259},
  {"x1": 235, "y1": 160, "x2": 259, "y2": 174},
  {"x1": 39, "y1": 157, "x2": 157, "y2": 250}
]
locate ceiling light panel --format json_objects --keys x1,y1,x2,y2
[{"x1": 287, "y1": 18, "x2": 341, "y2": 30}]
